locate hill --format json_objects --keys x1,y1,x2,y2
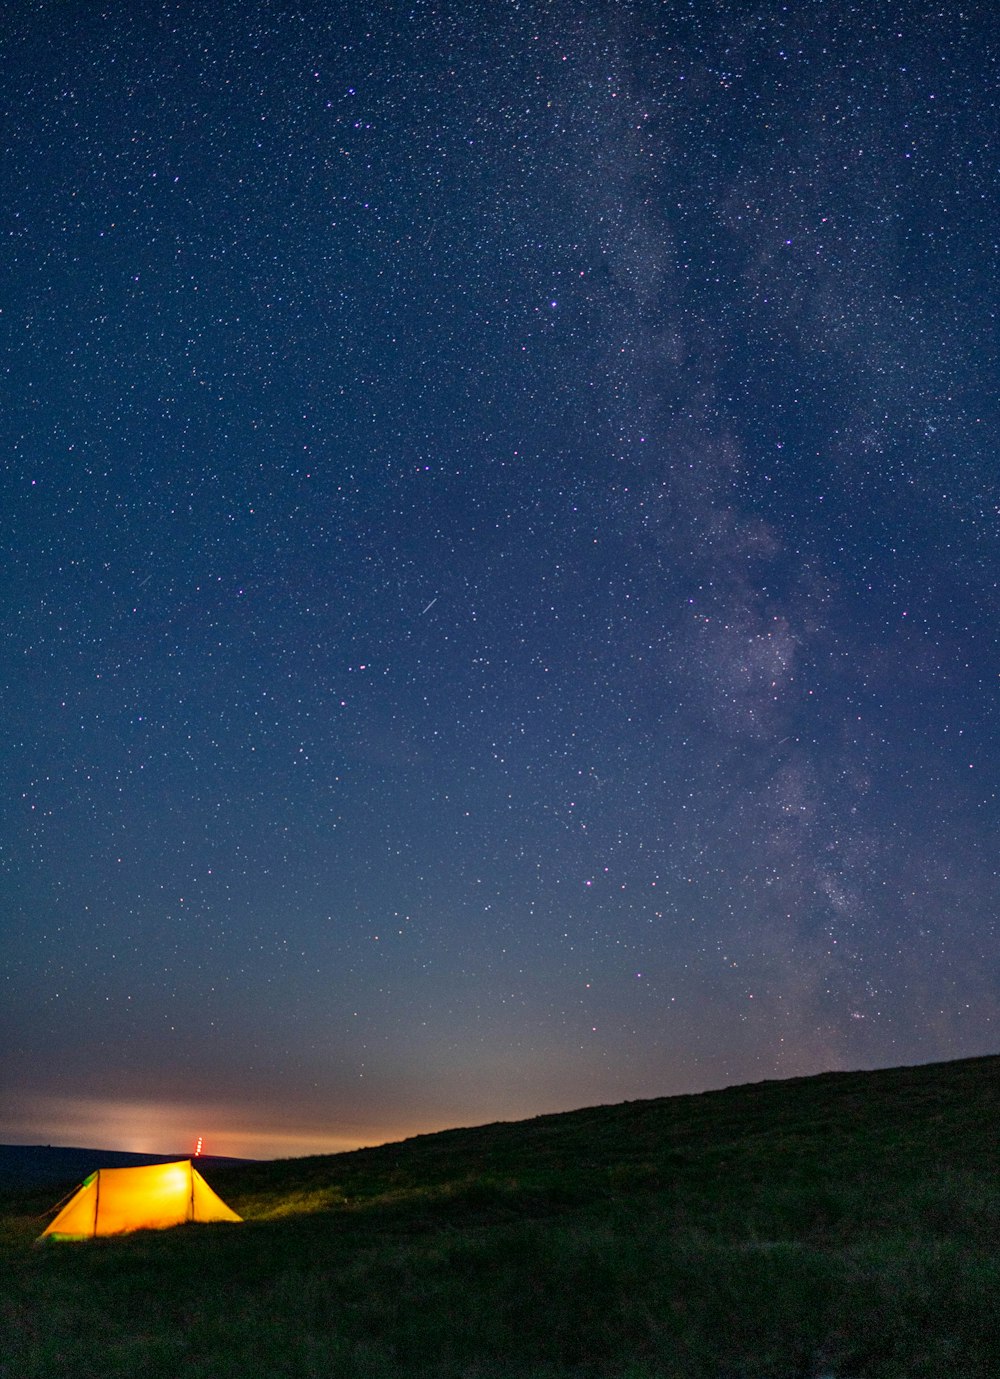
[
  {"x1": 0, "y1": 1145, "x2": 252, "y2": 1190},
  {"x1": 3, "y1": 1054, "x2": 998, "y2": 1378}
]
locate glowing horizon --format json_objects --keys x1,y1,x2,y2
[{"x1": 0, "y1": 1092, "x2": 458, "y2": 1161}]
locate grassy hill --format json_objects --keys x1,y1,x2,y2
[
  {"x1": 2, "y1": 1054, "x2": 998, "y2": 1378},
  {"x1": 0, "y1": 1145, "x2": 252, "y2": 1190}
]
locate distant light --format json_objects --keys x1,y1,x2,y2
[{"x1": 194, "y1": 1135, "x2": 203, "y2": 1158}]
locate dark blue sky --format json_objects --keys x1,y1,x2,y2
[{"x1": 3, "y1": 0, "x2": 997, "y2": 1158}]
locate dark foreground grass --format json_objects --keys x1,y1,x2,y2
[{"x1": 2, "y1": 1054, "x2": 998, "y2": 1378}]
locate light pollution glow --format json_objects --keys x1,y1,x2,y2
[{"x1": 0, "y1": 1093, "x2": 449, "y2": 1160}]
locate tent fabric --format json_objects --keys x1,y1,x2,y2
[{"x1": 39, "y1": 1159, "x2": 242, "y2": 1240}]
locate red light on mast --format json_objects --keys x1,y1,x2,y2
[{"x1": 194, "y1": 1135, "x2": 204, "y2": 1158}]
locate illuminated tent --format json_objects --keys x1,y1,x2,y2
[{"x1": 38, "y1": 1159, "x2": 242, "y2": 1241}]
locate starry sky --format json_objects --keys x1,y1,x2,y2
[{"x1": 2, "y1": 0, "x2": 997, "y2": 1160}]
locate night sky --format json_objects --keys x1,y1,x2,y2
[{"x1": 3, "y1": 1, "x2": 997, "y2": 1160}]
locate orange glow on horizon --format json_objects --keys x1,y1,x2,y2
[{"x1": 0, "y1": 1092, "x2": 468, "y2": 1161}]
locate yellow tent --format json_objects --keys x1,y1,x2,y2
[{"x1": 38, "y1": 1159, "x2": 242, "y2": 1241}]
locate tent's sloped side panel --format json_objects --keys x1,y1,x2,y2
[
  {"x1": 40, "y1": 1177, "x2": 98, "y2": 1239},
  {"x1": 191, "y1": 1169, "x2": 242, "y2": 1222},
  {"x1": 93, "y1": 1161, "x2": 193, "y2": 1235}
]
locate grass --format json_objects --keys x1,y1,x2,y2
[{"x1": 2, "y1": 1053, "x2": 998, "y2": 1377}]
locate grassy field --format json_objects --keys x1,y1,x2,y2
[{"x1": 2, "y1": 1054, "x2": 998, "y2": 1378}]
